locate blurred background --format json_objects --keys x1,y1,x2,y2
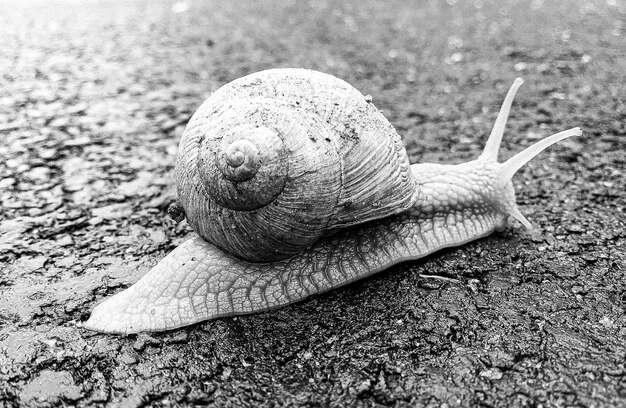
[{"x1": 1, "y1": 1, "x2": 624, "y2": 406}]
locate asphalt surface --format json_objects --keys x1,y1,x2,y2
[{"x1": 1, "y1": 0, "x2": 625, "y2": 407}]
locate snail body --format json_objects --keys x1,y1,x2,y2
[{"x1": 85, "y1": 69, "x2": 581, "y2": 334}]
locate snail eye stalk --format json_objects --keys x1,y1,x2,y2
[
  {"x1": 480, "y1": 77, "x2": 524, "y2": 162},
  {"x1": 477, "y1": 78, "x2": 582, "y2": 230},
  {"x1": 499, "y1": 127, "x2": 582, "y2": 182}
]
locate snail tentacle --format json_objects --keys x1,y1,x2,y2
[{"x1": 480, "y1": 77, "x2": 524, "y2": 161}]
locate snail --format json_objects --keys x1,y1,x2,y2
[{"x1": 84, "y1": 68, "x2": 581, "y2": 334}]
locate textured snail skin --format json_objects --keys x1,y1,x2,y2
[{"x1": 84, "y1": 74, "x2": 582, "y2": 334}]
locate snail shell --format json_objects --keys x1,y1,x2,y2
[{"x1": 176, "y1": 69, "x2": 416, "y2": 262}]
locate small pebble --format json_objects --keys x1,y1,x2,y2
[
  {"x1": 120, "y1": 352, "x2": 138, "y2": 365},
  {"x1": 480, "y1": 368, "x2": 503, "y2": 380}
]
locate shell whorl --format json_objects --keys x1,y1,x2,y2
[
  {"x1": 176, "y1": 68, "x2": 416, "y2": 262},
  {"x1": 220, "y1": 138, "x2": 261, "y2": 182},
  {"x1": 200, "y1": 124, "x2": 288, "y2": 211}
]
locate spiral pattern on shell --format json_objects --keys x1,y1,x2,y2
[
  {"x1": 176, "y1": 69, "x2": 416, "y2": 261},
  {"x1": 199, "y1": 123, "x2": 289, "y2": 211}
]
